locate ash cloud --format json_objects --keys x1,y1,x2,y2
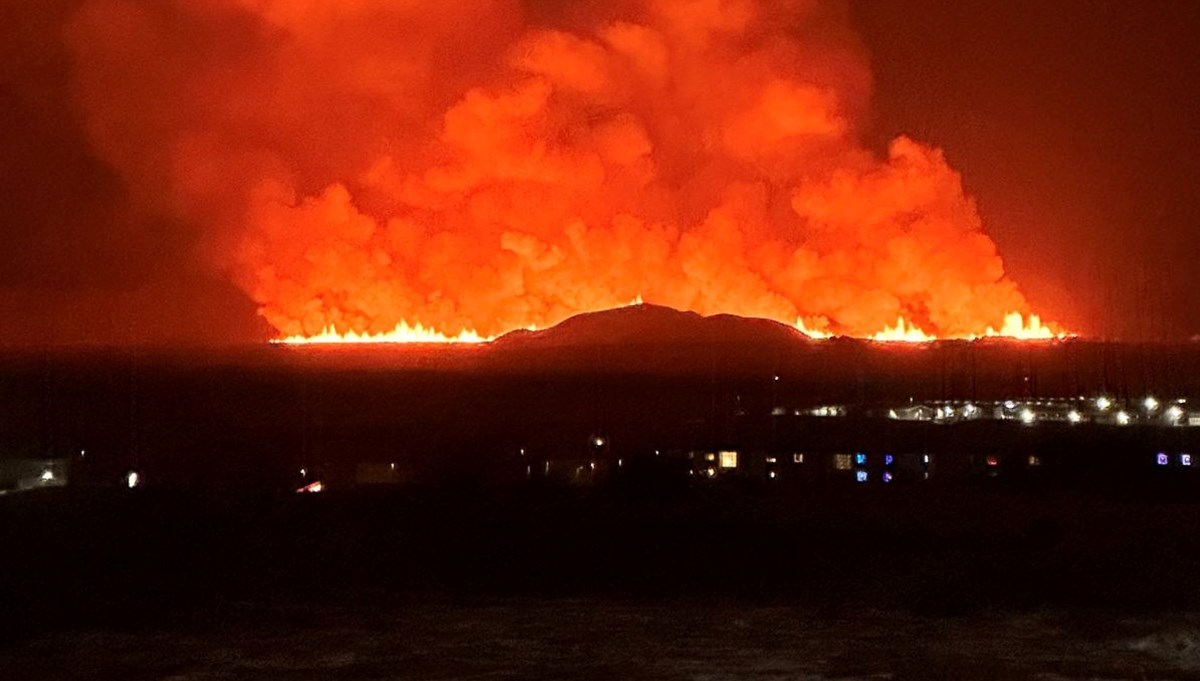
[{"x1": 65, "y1": 0, "x2": 1037, "y2": 338}]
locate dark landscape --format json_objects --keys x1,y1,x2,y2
[{"x1": 3, "y1": 308, "x2": 1200, "y2": 678}]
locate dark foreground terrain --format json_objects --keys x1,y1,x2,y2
[
  {"x1": 4, "y1": 483, "x2": 1200, "y2": 679},
  {"x1": 4, "y1": 308, "x2": 1200, "y2": 678}
]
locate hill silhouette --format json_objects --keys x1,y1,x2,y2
[
  {"x1": 494, "y1": 303, "x2": 810, "y2": 348},
  {"x1": 488, "y1": 303, "x2": 817, "y2": 374}
]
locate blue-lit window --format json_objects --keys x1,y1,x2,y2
[
  {"x1": 884, "y1": 454, "x2": 894, "y2": 466},
  {"x1": 1157, "y1": 452, "x2": 1170, "y2": 466},
  {"x1": 855, "y1": 470, "x2": 868, "y2": 483},
  {"x1": 883, "y1": 472, "x2": 893, "y2": 483},
  {"x1": 1182, "y1": 453, "x2": 1193, "y2": 467},
  {"x1": 854, "y1": 453, "x2": 867, "y2": 466}
]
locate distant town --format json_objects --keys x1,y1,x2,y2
[{"x1": 7, "y1": 391, "x2": 1198, "y2": 497}]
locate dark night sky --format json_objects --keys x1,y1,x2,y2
[
  {"x1": 2, "y1": 0, "x2": 1199, "y2": 344},
  {"x1": 853, "y1": 0, "x2": 1200, "y2": 341}
]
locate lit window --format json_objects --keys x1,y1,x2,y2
[
  {"x1": 765, "y1": 456, "x2": 777, "y2": 464},
  {"x1": 40, "y1": 469, "x2": 54, "y2": 482},
  {"x1": 883, "y1": 454, "x2": 894, "y2": 466},
  {"x1": 705, "y1": 452, "x2": 716, "y2": 462},
  {"x1": 833, "y1": 454, "x2": 853, "y2": 470},
  {"x1": 793, "y1": 453, "x2": 804, "y2": 464},
  {"x1": 768, "y1": 471, "x2": 777, "y2": 480},
  {"x1": 854, "y1": 452, "x2": 867, "y2": 466},
  {"x1": 855, "y1": 470, "x2": 868, "y2": 483},
  {"x1": 1027, "y1": 455, "x2": 1041, "y2": 467},
  {"x1": 882, "y1": 472, "x2": 893, "y2": 483},
  {"x1": 1116, "y1": 411, "x2": 1131, "y2": 426},
  {"x1": 718, "y1": 451, "x2": 738, "y2": 469},
  {"x1": 986, "y1": 455, "x2": 999, "y2": 467},
  {"x1": 1182, "y1": 453, "x2": 1193, "y2": 467},
  {"x1": 1157, "y1": 452, "x2": 1170, "y2": 466},
  {"x1": 922, "y1": 454, "x2": 931, "y2": 465}
]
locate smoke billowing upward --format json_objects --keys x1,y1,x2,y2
[{"x1": 66, "y1": 0, "x2": 1037, "y2": 339}]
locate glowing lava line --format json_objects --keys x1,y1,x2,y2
[
  {"x1": 277, "y1": 308, "x2": 1070, "y2": 345},
  {"x1": 276, "y1": 321, "x2": 494, "y2": 345}
]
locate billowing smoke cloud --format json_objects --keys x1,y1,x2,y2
[{"x1": 66, "y1": 0, "x2": 1035, "y2": 338}]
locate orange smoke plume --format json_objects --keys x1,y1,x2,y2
[{"x1": 66, "y1": 0, "x2": 1061, "y2": 341}]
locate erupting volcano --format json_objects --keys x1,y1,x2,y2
[{"x1": 68, "y1": 0, "x2": 1067, "y2": 344}]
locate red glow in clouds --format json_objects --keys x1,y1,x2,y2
[{"x1": 67, "y1": 0, "x2": 1066, "y2": 343}]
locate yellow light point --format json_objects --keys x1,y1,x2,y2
[
  {"x1": 275, "y1": 321, "x2": 493, "y2": 345},
  {"x1": 871, "y1": 317, "x2": 936, "y2": 343}
]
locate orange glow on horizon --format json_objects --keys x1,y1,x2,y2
[
  {"x1": 67, "y1": 1, "x2": 1072, "y2": 348},
  {"x1": 276, "y1": 305, "x2": 1071, "y2": 345},
  {"x1": 277, "y1": 321, "x2": 494, "y2": 345}
]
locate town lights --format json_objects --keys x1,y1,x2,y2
[
  {"x1": 1067, "y1": 410, "x2": 1083, "y2": 424},
  {"x1": 1167, "y1": 405, "x2": 1184, "y2": 423},
  {"x1": 1116, "y1": 410, "x2": 1131, "y2": 426},
  {"x1": 40, "y1": 469, "x2": 54, "y2": 482},
  {"x1": 1144, "y1": 396, "x2": 1160, "y2": 412},
  {"x1": 1019, "y1": 408, "x2": 1036, "y2": 425},
  {"x1": 1096, "y1": 396, "x2": 1112, "y2": 411}
]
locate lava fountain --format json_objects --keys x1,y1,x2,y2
[{"x1": 67, "y1": 0, "x2": 1068, "y2": 344}]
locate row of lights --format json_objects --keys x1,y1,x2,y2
[{"x1": 927, "y1": 396, "x2": 1188, "y2": 427}]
